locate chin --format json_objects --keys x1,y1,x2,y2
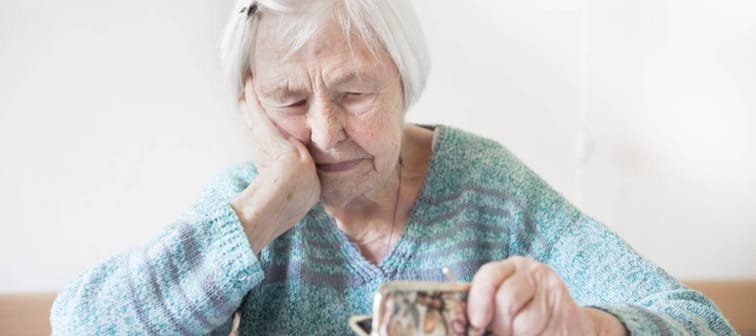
[
  {"x1": 318, "y1": 175, "x2": 378, "y2": 207},
  {"x1": 319, "y1": 183, "x2": 362, "y2": 207}
]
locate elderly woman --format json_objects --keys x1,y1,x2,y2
[{"x1": 51, "y1": 1, "x2": 734, "y2": 335}]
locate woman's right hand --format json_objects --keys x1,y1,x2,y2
[{"x1": 230, "y1": 77, "x2": 321, "y2": 254}]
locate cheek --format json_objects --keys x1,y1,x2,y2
[
  {"x1": 349, "y1": 114, "x2": 401, "y2": 164},
  {"x1": 269, "y1": 115, "x2": 310, "y2": 143}
]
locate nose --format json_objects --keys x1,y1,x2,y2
[{"x1": 307, "y1": 99, "x2": 347, "y2": 150}]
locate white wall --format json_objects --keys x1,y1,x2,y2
[
  {"x1": 409, "y1": 0, "x2": 756, "y2": 279},
  {"x1": 1, "y1": 0, "x2": 754, "y2": 293}
]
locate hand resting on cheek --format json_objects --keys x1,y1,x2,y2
[{"x1": 230, "y1": 76, "x2": 321, "y2": 255}]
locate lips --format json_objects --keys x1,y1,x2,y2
[{"x1": 316, "y1": 159, "x2": 363, "y2": 172}]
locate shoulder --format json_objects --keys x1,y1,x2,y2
[
  {"x1": 428, "y1": 126, "x2": 582, "y2": 252},
  {"x1": 429, "y1": 126, "x2": 541, "y2": 199}
]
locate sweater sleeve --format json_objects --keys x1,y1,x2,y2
[
  {"x1": 545, "y1": 215, "x2": 736, "y2": 335},
  {"x1": 50, "y1": 164, "x2": 263, "y2": 335}
]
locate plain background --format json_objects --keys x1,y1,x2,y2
[{"x1": 1, "y1": 0, "x2": 754, "y2": 293}]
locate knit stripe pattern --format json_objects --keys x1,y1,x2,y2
[{"x1": 50, "y1": 126, "x2": 735, "y2": 335}]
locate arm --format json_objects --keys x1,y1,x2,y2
[
  {"x1": 51, "y1": 76, "x2": 320, "y2": 335},
  {"x1": 50, "y1": 158, "x2": 316, "y2": 335},
  {"x1": 464, "y1": 216, "x2": 734, "y2": 336},
  {"x1": 498, "y1": 149, "x2": 735, "y2": 335},
  {"x1": 461, "y1": 144, "x2": 734, "y2": 335},
  {"x1": 50, "y1": 201, "x2": 262, "y2": 335},
  {"x1": 547, "y1": 215, "x2": 736, "y2": 335}
]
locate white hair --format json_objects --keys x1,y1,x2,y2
[{"x1": 219, "y1": 0, "x2": 430, "y2": 110}]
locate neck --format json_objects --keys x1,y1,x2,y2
[{"x1": 322, "y1": 124, "x2": 434, "y2": 263}]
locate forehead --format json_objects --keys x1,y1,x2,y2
[{"x1": 252, "y1": 13, "x2": 394, "y2": 82}]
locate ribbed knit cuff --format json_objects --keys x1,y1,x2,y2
[
  {"x1": 589, "y1": 304, "x2": 685, "y2": 336},
  {"x1": 205, "y1": 203, "x2": 265, "y2": 290}
]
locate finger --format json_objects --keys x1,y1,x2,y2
[
  {"x1": 467, "y1": 260, "x2": 517, "y2": 329},
  {"x1": 288, "y1": 136, "x2": 311, "y2": 161},
  {"x1": 241, "y1": 77, "x2": 290, "y2": 148},
  {"x1": 510, "y1": 264, "x2": 557, "y2": 335},
  {"x1": 510, "y1": 295, "x2": 549, "y2": 336},
  {"x1": 489, "y1": 267, "x2": 537, "y2": 336},
  {"x1": 242, "y1": 77, "x2": 270, "y2": 131},
  {"x1": 242, "y1": 77, "x2": 278, "y2": 134}
]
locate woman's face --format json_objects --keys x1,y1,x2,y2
[{"x1": 252, "y1": 14, "x2": 405, "y2": 205}]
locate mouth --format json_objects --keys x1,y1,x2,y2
[{"x1": 316, "y1": 159, "x2": 364, "y2": 173}]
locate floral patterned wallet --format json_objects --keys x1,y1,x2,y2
[{"x1": 348, "y1": 268, "x2": 489, "y2": 336}]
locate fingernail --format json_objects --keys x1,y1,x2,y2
[{"x1": 469, "y1": 325, "x2": 487, "y2": 336}]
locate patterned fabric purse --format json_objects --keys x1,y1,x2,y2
[{"x1": 349, "y1": 269, "x2": 489, "y2": 336}]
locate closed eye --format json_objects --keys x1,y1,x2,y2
[
  {"x1": 341, "y1": 92, "x2": 370, "y2": 103},
  {"x1": 340, "y1": 92, "x2": 374, "y2": 115},
  {"x1": 286, "y1": 100, "x2": 307, "y2": 107},
  {"x1": 269, "y1": 99, "x2": 308, "y2": 116}
]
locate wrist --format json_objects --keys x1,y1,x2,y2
[
  {"x1": 230, "y1": 178, "x2": 287, "y2": 255},
  {"x1": 229, "y1": 201, "x2": 267, "y2": 255}
]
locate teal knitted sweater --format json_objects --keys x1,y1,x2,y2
[{"x1": 51, "y1": 126, "x2": 735, "y2": 335}]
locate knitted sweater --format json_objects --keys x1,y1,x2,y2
[{"x1": 50, "y1": 126, "x2": 735, "y2": 335}]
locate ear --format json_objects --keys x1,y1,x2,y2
[{"x1": 239, "y1": 71, "x2": 253, "y2": 102}]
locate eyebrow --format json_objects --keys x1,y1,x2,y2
[
  {"x1": 259, "y1": 70, "x2": 388, "y2": 102},
  {"x1": 259, "y1": 82, "x2": 308, "y2": 103},
  {"x1": 326, "y1": 71, "x2": 386, "y2": 91}
]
